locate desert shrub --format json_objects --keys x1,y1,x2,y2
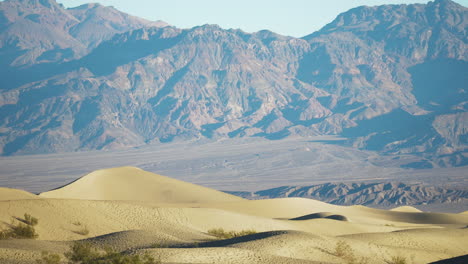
[
  {"x1": 36, "y1": 251, "x2": 61, "y2": 264},
  {"x1": 334, "y1": 240, "x2": 369, "y2": 264},
  {"x1": 335, "y1": 240, "x2": 353, "y2": 258},
  {"x1": 150, "y1": 241, "x2": 168, "y2": 248},
  {"x1": 64, "y1": 242, "x2": 161, "y2": 264},
  {"x1": 0, "y1": 214, "x2": 39, "y2": 240},
  {"x1": 24, "y1": 213, "x2": 39, "y2": 226},
  {"x1": 101, "y1": 252, "x2": 159, "y2": 264},
  {"x1": 207, "y1": 228, "x2": 225, "y2": 238},
  {"x1": 207, "y1": 228, "x2": 257, "y2": 239},
  {"x1": 150, "y1": 243, "x2": 162, "y2": 248},
  {"x1": 0, "y1": 229, "x2": 10, "y2": 239},
  {"x1": 10, "y1": 222, "x2": 38, "y2": 239},
  {"x1": 387, "y1": 255, "x2": 407, "y2": 264},
  {"x1": 1, "y1": 223, "x2": 38, "y2": 239},
  {"x1": 235, "y1": 229, "x2": 257, "y2": 237},
  {"x1": 65, "y1": 242, "x2": 100, "y2": 263},
  {"x1": 74, "y1": 226, "x2": 90, "y2": 236}
]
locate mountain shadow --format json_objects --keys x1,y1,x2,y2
[{"x1": 409, "y1": 58, "x2": 468, "y2": 112}]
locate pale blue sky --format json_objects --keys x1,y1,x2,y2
[{"x1": 59, "y1": 0, "x2": 467, "y2": 37}]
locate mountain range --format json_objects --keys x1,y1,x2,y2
[
  {"x1": 0, "y1": 0, "x2": 467, "y2": 167},
  {"x1": 226, "y1": 182, "x2": 468, "y2": 210}
]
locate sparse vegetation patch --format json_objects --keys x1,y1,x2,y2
[
  {"x1": 36, "y1": 251, "x2": 61, "y2": 264},
  {"x1": 10, "y1": 222, "x2": 39, "y2": 239},
  {"x1": 73, "y1": 225, "x2": 90, "y2": 236},
  {"x1": 334, "y1": 240, "x2": 369, "y2": 264},
  {"x1": 24, "y1": 213, "x2": 39, "y2": 226},
  {"x1": 386, "y1": 255, "x2": 408, "y2": 264},
  {"x1": 335, "y1": 240, "x2": 353, "y2": 258},
  {"x1": 62, "y1": 242, "x2": 161, "y2": 264},
  {"x1": 207, "y1": 228, "x2": 257, "y2": 239},
  {"x1": 0, "y1": 213, "x2": 39, "y2": 239}
]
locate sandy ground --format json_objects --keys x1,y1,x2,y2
[{"x1": 1, "y1": 167, "x2": 467, "y2": 264}]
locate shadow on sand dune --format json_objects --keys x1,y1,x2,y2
[
  {"x1": 289, "y1": 212, "x2": 349, "y2": 221},
  {"x1": 429, "y1": 254, "x2": 468, "y2": 264},
  {"x1": 176, "y1": 231, "x2": 289, "y2": 248}
]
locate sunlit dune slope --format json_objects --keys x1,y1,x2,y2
[
  {"x1": 205, "y1": 198, "x2": 468, "y2": 225},
  {"x1": 39, "y1": 166, "x2": 243, "y2": 203},
  {"x1": 0, "y1": 187, "x2": 39, "y2": 201},
  {"x1": 342, "y1": 228, "x2": 468, "y2": 255},
  {"x1": 390, "y1": 206, "x2": 422, "y2": 212}
]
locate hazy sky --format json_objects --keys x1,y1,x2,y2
[{"x1": 59, "y1": 0, "x2": 468, "y2": 37}]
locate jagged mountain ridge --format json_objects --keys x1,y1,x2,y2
[
  {"x1": 300, "y1": 0, "x2": 468, "y2": 166},
  {"x1": 225, "y1": 182, "x2": 468, "y2": 208},
  {"x1": 0, "y1": 0, "x2": 167, "y2": 67},
  {"x1": 0, "y1": 0, "x2": 466, "y2": 167}
]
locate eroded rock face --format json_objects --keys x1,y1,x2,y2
[
  {"x1": 0, "y1": 0, "x2": 166, "y2": 68},
  {"x1": 0, "y1": 0, "x2": 466, "y2": 166}
]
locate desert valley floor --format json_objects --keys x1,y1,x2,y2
[
  {"x1": 1, "y1": 167, "x2": 467, "y2": 264},
  {"x1": 2, "y1": 137, "x2": 467, "y2": 195}
]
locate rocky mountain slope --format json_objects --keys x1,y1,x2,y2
[
  {"x1": 0, "y1": 0, "x2": 466, "y2": 167},
  {"x1": 0, "y1": 0, "x2": 166, "y2": 67},
  {"x1": 226, "y1": 182, "x2": 468, "y2": 208}
]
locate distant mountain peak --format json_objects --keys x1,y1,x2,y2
[
  {"x1": 192, "y1": 24, "x2": 223, "y2": 31},
  {"x1": 69, "y1": 3, "x2": 104, "y2": 10},
  {"x1": 434, "y1": 0, "x2": 461, "y2": 5},
  {"x1": 14, "y1": 0, "x2": 58, "y2": 8},
  {"x1": 431, "y1": 0, "x2": 467, "y2": 9},
  {"x1": 254, "y1": 29, "x2": 289, "y2": 39},
  {"x1": 306, "y1": 0, "x2": 467, "y2": 39}
]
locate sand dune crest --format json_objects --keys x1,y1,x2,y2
[
  {"x1": 390, "y1": 206, "x2": 422, "y2": 212},
  {"x1": 0, "y1": 187, "x2": 39, "y2": 201},
  {"x1": 39, "y1": 166, "x2": 243, "y2": 203}
]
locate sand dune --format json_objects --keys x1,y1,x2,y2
[
  {"x1": 1, "y1": 167, "x2": 467, "y2": 264},
  {"x1": 40, "y1": 166, "x2": 242, "y2": 203},
  {"x1": 203, "y1": 197, "x2": 343, "y2": 219},
  {"x1": 341, "y1": 206, "x2": 468, "y2": 225},
  {"x1": 0, "y1": 187, "x2": 39, "y2": 201},
  {"x1": 204, "y1": 197, "x2": 468, "y2": 225},
  {"x1": 342, "y1": 228, "x2": 468, "y2": 254},
  {"x1": 390, "y1": 205, "x2": 423, "y2": 212},
  {"x1": 142, "y1": 247, "x2": 323, "y2": 264}
]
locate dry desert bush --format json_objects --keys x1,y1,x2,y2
[
  {"x1": 24, "y1": 213, "x2": 39, "y2": 226},
  {"x1": 1, "y1": 213, "x2": 39, "y2": 239},
  {"x1": 334, "y1": 240, "x2": 369, "y2": 264},
  {"x1": 386, "y1": 255, "x2": 408, "y2": 264},
  {"x1": 10, "y1": 222, "x2": 38, "y2": 239},
  {"x1": 62, "y1": 242, "x2": 161, "y2": 264},
  {"x1": 35, "y1": 251, "x2": 61, "y2": 264},
  {"x1": 207, "y1": 228, "x2": 257, "y2": 239},
  {"x1": 74, "y1": 226, "x2": 90, "y2": 236}
]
